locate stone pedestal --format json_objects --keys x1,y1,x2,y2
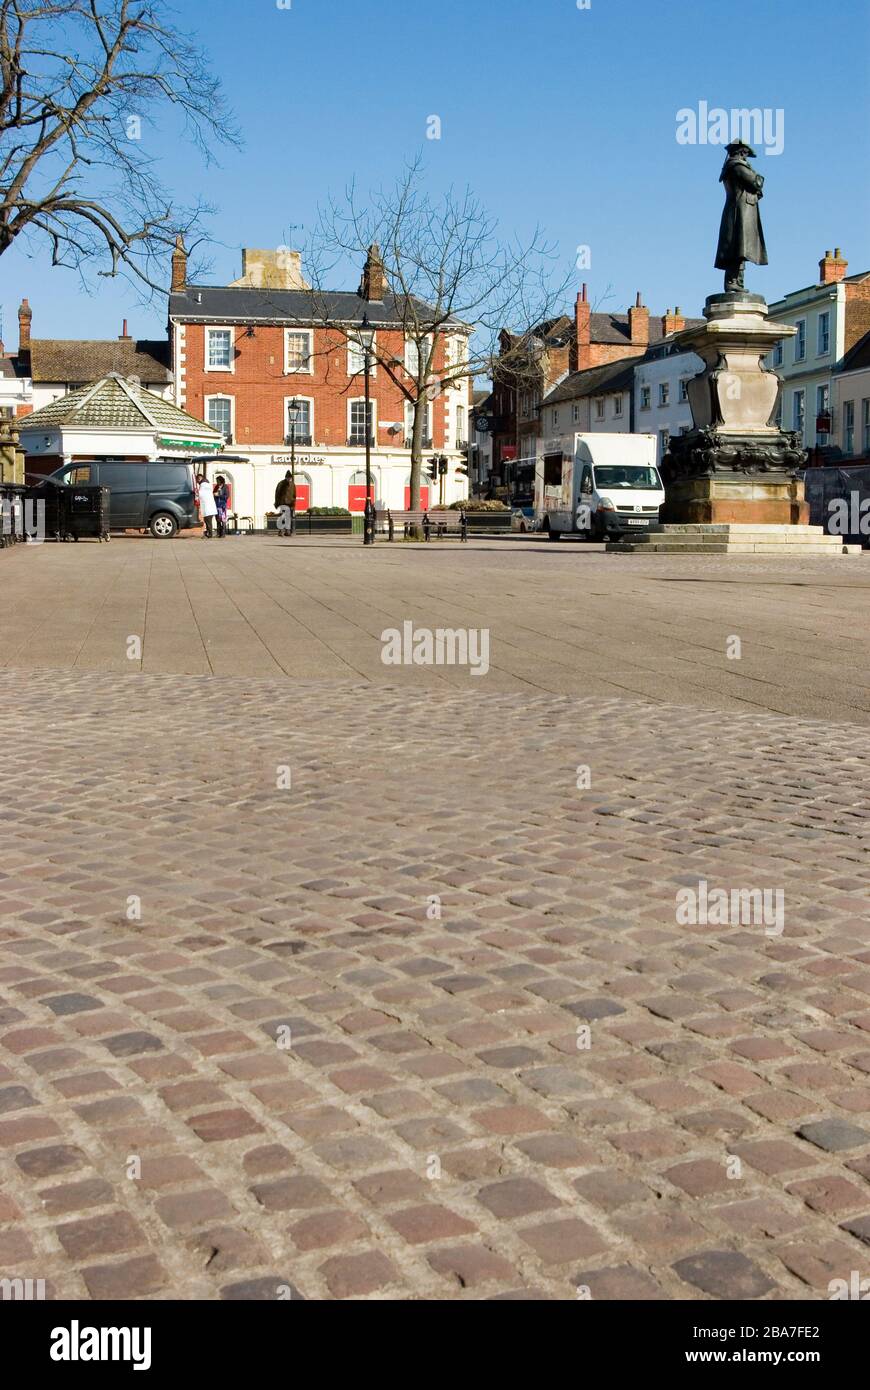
[
  {"x1": 660, "y1": 292, "x2": 806, "y2": 521},
  {"x1": 614, "y1": 288, "x2": 860, "y2": 555},
  {"x1": 660, "y1": 472, "x2": 810, "y2": 526}
]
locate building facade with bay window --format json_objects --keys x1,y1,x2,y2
[{"x1": 169, "y1": 242, "x2": 472, "y2": 524}]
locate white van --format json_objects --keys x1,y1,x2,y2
[{"x1": 535, "y1": 433, "x2": 664, "y2": 541}]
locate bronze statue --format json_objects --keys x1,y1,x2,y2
[{"x1": 715, "y1": 141, "x2": 768, "y2": 292}]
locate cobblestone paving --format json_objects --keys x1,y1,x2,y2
[{"x1": 1, "y1": 666, "x2": 868, "y2": 1300}]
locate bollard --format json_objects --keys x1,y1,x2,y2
[
  {"x1": 388, "y1": 510, "x2": 395, "y2": 542},
  {"x1": 460, "y1": 508, "x2": 468, "y2": 543},
  {"x1": 423, "y1": 511, "x2": 431, "y2": 542}
]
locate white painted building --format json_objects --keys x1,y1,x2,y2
[
  {"x1": 767, "y1": 249, "x2": 870, "y2": 452},
  {"x1": 634, "y1": 343, "x2": 703, "y2": 463}
]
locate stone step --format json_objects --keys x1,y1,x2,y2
[
  {"x1": 610, "y1": 541, "x2": 857, "y2": 555},
  {"x1": 610, "y1": 535, "x2": 849, "y2": 549},
  {"x1": 649, "y1": 523, "x2": 828, "y2": 535}
]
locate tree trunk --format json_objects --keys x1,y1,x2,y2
[{"x1": 409, "y1": 392, "x2": 427, "y2": 522}]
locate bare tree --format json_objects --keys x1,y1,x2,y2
[
  {"x1": 306, "y1": 156, "x2": 570, "y2": 514},
  {"x1": 0, "y1": 0, "x2": 239, "y2": 291}
]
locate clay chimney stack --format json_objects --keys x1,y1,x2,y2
[{"x1": 819, "y1": 248, "x2": 848, "y2": 285}]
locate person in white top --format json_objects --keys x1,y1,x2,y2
[{"x1": 197, "y1": 474, "x2": 217, "y2": 538}]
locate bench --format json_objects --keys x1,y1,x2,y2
[
  {"x1": 228, "y1": 513, "x2": 254, "y2": 534},
  {"x1": 381, "y1": 509, "x2": 468, "y2": 541}
]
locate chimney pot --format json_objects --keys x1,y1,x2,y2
[
  {"x1": 635, "y1": 291, "x2": 642, "y2": 308},
  {"x1": 834, "y1": 247, "x2": 841, "y2": 257}
]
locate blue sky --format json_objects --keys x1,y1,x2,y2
[{"x1": 1, "y1": 0, "x2": 868, "y2": 346}]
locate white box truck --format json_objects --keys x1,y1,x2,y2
[{"x1": 535, "y1": 433, "x2": 664, "y2": 541}]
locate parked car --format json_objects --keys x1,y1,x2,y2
[{"x1": 34, "y1": 460, "x2": 198, "y2": 537}]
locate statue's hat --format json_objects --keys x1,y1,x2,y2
[{"x1": 725, "y1": 140, "x2": 757, "y2": 157}]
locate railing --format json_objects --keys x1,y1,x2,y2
[{"x1": 347, "y1": 435, "x2": 374, "y2": 448}]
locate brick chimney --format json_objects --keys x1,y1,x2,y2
[
  {"x1": 171, "y1": 235, "x2": 187, "y2": 292},
  {"x1": 628, "y1": 291, "x2": 649, "y2": 347},
  {"x1": 358, "y1": 243, "x2": 387, "y2": 302},
  {"x1": 573, "y1": 283, "x2": 591, "y2": 370},
  {"x1": 662, "y1": 306, "x2": 686, "y2": 337},
  {"x1": 119, "y1": 319, "x2": 131, "y2": 340},
  {"x1": 819, "y1": 248, "x2": 848, "y2": 285},
  {"x1": 18, "y1": 298, "x2": 32, "y2": 354}
]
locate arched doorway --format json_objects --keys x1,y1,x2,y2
[
  {"x1": 348, "y1": 468, "x2": 377, "y2": 513},
  {"x1": 404, "y1": 472, "x2": 430, "y2": 509},
  {"x1": 294, "y1": 472, "x2": 312, "y2": 513}
]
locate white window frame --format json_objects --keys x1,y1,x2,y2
[
  {"x1": 552, "y1": 408, "x2": 560, "y2": 428},
  {"x1": 348, "y1": 331, "x2": 376, "y2": 377},
  {"x1": 284, "y1": 328, "x2": 313, "y2": 375},
  {"x1": 284, "y1": 395, "x2": 314, "y2": 443},
  {"x1": 793, "y1": 388, "x2": 805, "y2": 436},
  {"x1": 679, "y1": 379, "x2": 689, "y2": 402},
  {"x1": 204, "y1": 393, "x2": 234, "y2": 441},
  {"x1": 658, "y1": 429, "x2": 670, "y2": 455},
  {"x1": 817, "y1": 312, "x2": 830, "y2": 357},
  {"x1": 404, "y1": 398, "x2": 430, "y2": 443},
  {"x1": 863, "y1": 399, "x2": 870, "y2": 455},
  {"x1": 613, "y1": 395, "x2": 624, "y2": 417},
  {"x1": 594, "y1": 397, "x2": 605, "y2": 420},
  {"x1": 572, "y1": 403, "x2": 580, "y2": 423},
  {"x1": 772, "y1": 340, "x2": 783, "y2": 367},
  {"x1": 639, "y1": 385, "x2": 651, "y2": 410},
  {"x1": 843, "y1": 400, "x2": 855, "y2": 455},
  {"x1": 405, "y1": 334, "x2": 432, "y2": 378},
  {"x1": 348, "y1": 396, "x2": 377, "y2": 444},
  {"x1": 658, "y1": 382, "x2": 669, "y2": 407},
  {"x1": 205, "y1": 326, "x2": 234, "y2": 373},
  {"x1": 456, "y1": 403, "x2": 466, "y2": 446},
  {"x1": 794, "y1": 319, "x2": 806, "y2": 362}
]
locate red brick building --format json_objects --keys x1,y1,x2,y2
[
  {"x1": 489, "y1": 286, "x2": 687, "y2": 491},
  {"x1": 168, "y1": 241, "x2": 472, "y2": 521}
]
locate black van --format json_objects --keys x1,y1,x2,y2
[{"x1": 38, "y1": 459, "x2": 197, "y2": 537}]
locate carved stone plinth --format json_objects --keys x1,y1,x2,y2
[
  {"x1": 659, "y1": 471, "x2": 809, "y2": 526},
  {"x1": 660, "y1": 292, "x2": 808, "y2": 525}
]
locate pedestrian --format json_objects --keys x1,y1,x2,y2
[
  {"x1": 274, "y1": 469, "x2": 297, "y2": 537},
  {"x1": 197, "y1": 472, "x2": 217, "y2": 538},
  {"x1": 213, "y1": 474, "x2": 229, "y2": 538}
]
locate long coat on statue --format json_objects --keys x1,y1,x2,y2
[{"x1": 715, "y1": 153, "x2": 768, "y2": 270}]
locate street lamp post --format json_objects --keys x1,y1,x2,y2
[
  {"x1": 286, "y1": 397, "x2": 301, "y2": 536},
  {"x1": 357, "y1": 314, "x2": 376, "y2": 545}
]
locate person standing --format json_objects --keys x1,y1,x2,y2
[
  {"x1": 213, "y1": 474, "x2": 229, "y2": 538},
  {"x1": 197, "y1": 472, "x2": 217, "y2": 538},
  {"x1": 274, "y1": 469, "x2": 297, "y2": 537}
]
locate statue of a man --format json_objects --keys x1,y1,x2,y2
[{"x1": 715, "y1": 140, "x2": 768, "y2": 292}]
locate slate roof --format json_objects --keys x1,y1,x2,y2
[
  {"x1": 542, "y1": 358, "x2": 639, "y2": 406},
  {"x1": 24, "y1": 338, "x2": 171, "y2": 384},
  {"x1": 170, "y1": 285, "x2": 468, "y2": 330},
  {"x1": 19, "y1": 374, "x2": 222, "y2": 438},
  {"x1": 838, "y1": 328, "x2": 870, "y2": 374},
  {"x1": 589, "y1": 312, "x2": 703, "y2": 346}
]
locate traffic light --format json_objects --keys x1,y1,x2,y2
[
  {"x1": 438, "y1": 456, "x2": 448, "y2": 476},
  {"x1": 427, "y1": 458, "x2": 438, "y2": 481}
]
